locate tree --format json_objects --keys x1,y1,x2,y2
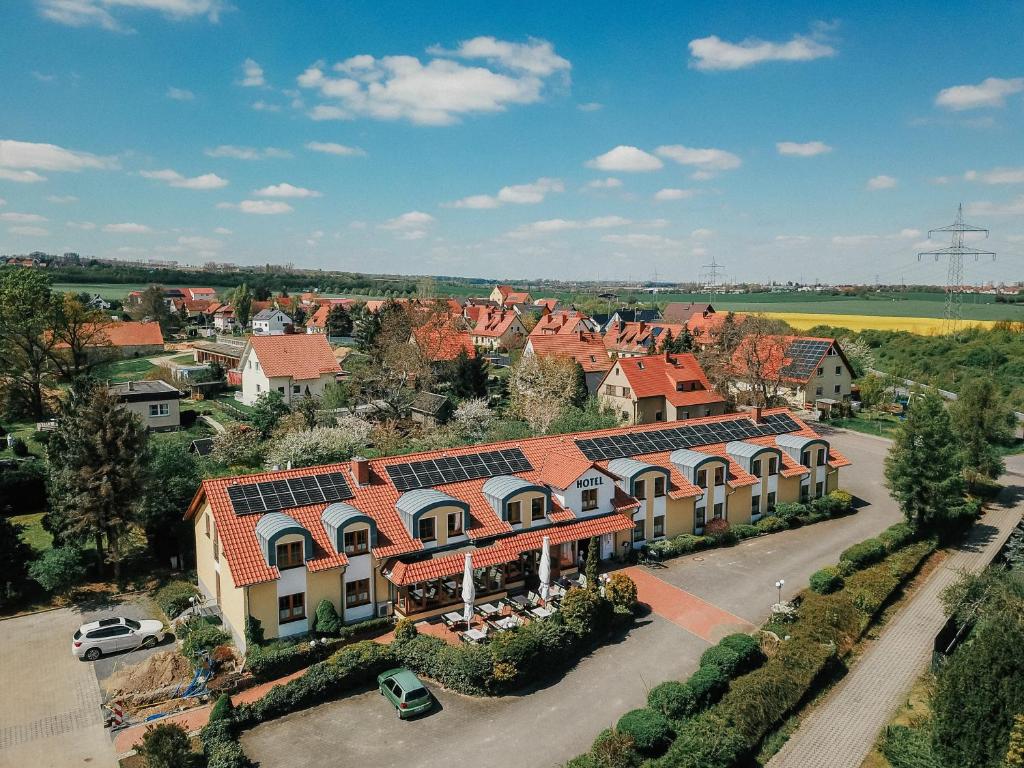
[
  {"x1": 249, "y1": 390, "x2": 290, "y2": 439},
  {"x1": 0, "y1": 516, "x2": 35, "y2": 606},
  {"x1": 508, "y1": 353, "x2": 577, "y2": 433},
  {"x1": 139, "y1": 722, "x2": 194, "y2": 768},
  {"x1": 49, "y1": 293, "x2": 114, "y2": 379},
  {"x1": 0, "y1": 268, "x2": 56, "y2": 420},
  {"x1": 138, "y1": 285, "x2": 172, "y2": 331},
  {"x1": 884, "y1": 392, "x2": 966, "y2": 532},
  {"x1": 950, "y1": 378, "x2": 1015, "y2": 480},
  {"x1": 47, "y1": 383, "x2": 150, "y2": 579},
  {"x1": 657, "y1": 329, "x2": 675, "y2": 354},
  {"x1": 447, "y1": 398, "x2": 494, "y2": 443},
  {"x1": 569, "y1": 362, "x2": 589, "y2": 408},
  {"x1": 352, "y1": 304, "x2": 381, "y2": 351},
  {"x1": 731, "y1": 315, "x2": 792, "y2": 407},
  {"x1": 231, "y1": 282, "x2": 253, "y2": 328},
  {"x1": 857, "y1": 373, "x2": 887, "y2": 411},
  {"x1": 326, "y1": 304, "x2": 353, "y2": 337},
  {"x1": 267, "y1": 423, "x2": 372, "y2": 468},
  {"x1": 451, "y1": 349, "x2": 488, "y2": 399},
  {"x1": 296, "y1": 394, "x2": 321, "y2": 429},
  {"x1": 29, "y1": 546, "x2": 87, "y2": 595},
  {"x1": 1006, "y1": 715, "x2": 1024, "y2": 767},
  {"x1": 137, "y1": 438, "x2": 201, "y2": 565},
  {"x1": 585, "y1": 537, "x2": 599, "y2": 591},
  {"x1": 210, "y1": 424, "x2": 262, "y2": 467}
]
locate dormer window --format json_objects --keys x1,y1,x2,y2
[
  {"x1": 447, "y1": 512, "x2": 463, "y2": 537},
  {"x1": 696, "y1": 469, "x2": 707, "y2": 488},
  {"x1": 654, "y1": 476, "x2": 666, "y2": 497},
  {"x1": 752, "y1": 459, "x2": 762, "y2": 476},
  {"x1": 817, "y1": 447, "x2": 827, "y2": 465},
  {"x1": 276, "y1": 541, "x2": 303, "y2": 570},
  {"x1": 768, "y1": 457, "x2": 778, "y2": 475},
  {"x1": 531, "y1": 497, "x2": 545, "y2": 520},
  {"x1": 801, "y1": 450, "x2": 811, "y2": 467},
  {"x1": 713, "y1": 467, "x2": 725, "y2": 486},
  {"x1": 508, "y1": 501, "x2": 522, "y2": 524},
  {"x1": 343, "y1": 528, "x2": 368, "y2": 555},
  {"x1": 637, "y1": 361, "x2": 645, "y2": 370},
  {"x1": 418, "y1": 517, "x2": 436, "y2": 542}
]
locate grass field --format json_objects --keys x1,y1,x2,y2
[
  {"x1": 92, "y1": 357, "x2": 157, "y2": 382},
  {"x1": 762, "y1": 312, "x2": 999, "y2": 334},
  {"x1": 11, "y1": 513, "x2": 52, "y2": 553},
  {"x1": 53, "y1": 282, "x2": 158, "y2": 299}
]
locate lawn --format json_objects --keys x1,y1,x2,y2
[
  {"x1": 11, "y1": 512, "x2": 52, "y2": 553},
  {"x1": 169, "y1": 353, "x2": 197, "y2": 365},
  {"x1": 830, "y1": 412, "x2": 904, "y2": 439},
  {"x1": 92, "y1": 357, "x2": 157, "y2": 383},
  {"x1": 52, "y1": 282, "x2": 156, "y2": 300}
]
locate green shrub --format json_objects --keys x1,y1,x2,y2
[
  {"x1": 828, "y1": 489, "x2": 854, "y2": 510},
  {"x1": 139, "y1": 722, "x2": 193, "y2": 768},
  {"x1": 393, "y1": 617, "x2": 418, "y2": 641},
  {"x1": 773, "y1": 502, "x2": 807, "y2": 522},
  {"x1": 685, "y1": 664, "x2": 729, "y2": 710},
  {"x1": 314, "y1": 599, "x2": 341, "y2": 636},
  {"x1": 732, "y1": 524, "x2": 759, "y2": 539},
  {"x1": 605, "y1": 572, "x2": 638, "y2": 612},
  {"x1": 155, "y1": 580, "x2": 200, "y2": 619},
  {"x1": 392, "y1": 633, "x2": 492, "y2": 695},
  {"x1": 244, "y1": 615, "x2": 264, "y2": 646},
  {"x1": 704, "y1": 518, "x2": 731, "y2": 538},
  {"x1": 0, "y1": 459, "x2": 47, "y2": 514},
  {"x1": 208, "y1": 694, "x2": 234, "y2": 723},
  {"x1": 29, "y1": 546, "x2": 86, "y2": 595},
  {"x1": 652, "y1": 710, "x2": 745, "y2": 768},
  {"x1": 590, "y1": 728, "x2": 640, "y2": 768},
  {"x1": 647, "y1": 680, "x2": 696, "y2": 721},
  {"x1": 201, "y1": 718, "x2": 252, "y2": 768},
  {"x1": 616, "y1": 708, "x2": 673, "y2": 757},
  {"x1": 789, "y1": 592, "x2": 862, "y2": 650},
  {"x1": 879, "y1": 522, "x2": 916, "y2": 552},
  {"x1": 879, "y1": 724, "x2": 939, "y2": 768},
  {"x1": 564, "y1": 755, "x2": 598, "y2": 768},
  {"x1": 699, "y1": 645, "x2": 742, "y2": 675},
  {"x1": 716, "y1": 633, "x2": 763, "y2": 674},
  {"x1": 840, "y1": 538, "x2": 887, "y2": 571},
  {"x1": 560, "y1": 586, "x2": 610, "y2": 636},
  {"x1": 755, "y1": 515, "x2": 788, "y2": 534},
  {"x1": 180, "y1": 617, "x2": 229, "y2": 664},
  {"x1": 245, "y1": 617, "x2": 394, "y2": 680},
  {"x1": 809, "y1": 566, "x2": 845, "y2": 595},
  {"x1": 648, "y1": 534, "x2": 709, "y2": 559},
  {"x1": 10, "y1": 437, "x2": 28, "y2": 457}
]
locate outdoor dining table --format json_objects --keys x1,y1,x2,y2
[
  {"x1": 510, "y1": 594, "x2": 532, "y2": 609},
  {"x1": 463, "y1": 628, "x2": 488, "y2": 643},
  {"x1": 476, "y1": 602, "x2": 501, "y2": 617},
  {"x1": 530, "y1": 606, "x2": 553, "y2": 619},
  {"x1": 492, "y1": 616, "x2": 518, "y2": 631},
  {"x1": 441, "y1": 611, "x2": 463, "y2": 627}
]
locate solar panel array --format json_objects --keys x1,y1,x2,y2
[
  {"x1": 227, "y1": 471, "x2": 353, "y2": 515},
  {"x1": 575, "y1": 413, "x2": 800, "y2": 461},
  {"x1": 386, "y1": 448, "x2": 533, "y2": 492},
  {"x1": 780, "y1": 339, "x2": 832, "y2": 380}
]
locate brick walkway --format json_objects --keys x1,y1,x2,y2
[
  {"x1": 769, "y1": 505, "x2": 1022, "y2": 768},
  {"x1": 626, "y1": 566, "x2": 754, "y2": 642}
]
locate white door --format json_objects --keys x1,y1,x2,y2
[{"x1": 600, "y1": 533, "x2": 614, "y2": 559}]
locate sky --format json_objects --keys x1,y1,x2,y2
[{"x1": 1, "y1": 0, "x2": 1023, "y2": 284}]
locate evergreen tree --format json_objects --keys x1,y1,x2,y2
[
  {"x1": 232, "y1": 282, "x2": 253, "y2": 327},
  {"x1": 676, "y1": 325, "x2": 695, "y2": 353},
  {"x1": 569, "y1": 362, "x2": 589, "y2": 408},
  {"x1": 0, "y1": 516, "x2": 35, "y2": 607},
  {"x1": 452, "y1": 349, "x2": 488, "y2": 399},
  {"x1": 138, "y1": 285, "x2": 172, "y2": 331},
  {"x1": 326, "y1": 304, "x2": 353, "y2": 337},
  {"x1": 658, "y1": 329, "x2": 674, "y2": 354},
  {"x1": 586, "y1": 536, "x2": 599, "y2": 592},
  {"x1": 949, "y1": 378, "x2": 1015, "y2": 480},
  {"x1": 884, "y1": 392, "x2": 966, "y2": 532},
  {"x1": 47, "y1": 383, "x2": 149, "y2": 579},
  {"x1": 136, "y1": 437, "x2": 201, "y2": 566},
  {"x1": 353, "y1": 305, "x2": 382, "y2": 351}
]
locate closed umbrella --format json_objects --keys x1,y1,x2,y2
[
  {"x1": 461, "y1": 553, "x2": 475, "y2": 627},
  {"x1": 538, "y1": 535, "x2": 552, "y2": 602}
]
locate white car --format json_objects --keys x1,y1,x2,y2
[{"x1": 72, "y1": 617, "x2": 164, "y2": 661}]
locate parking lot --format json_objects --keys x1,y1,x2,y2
[
  {"x1": 243, "y1": 430, "x2": 902, "y2": 768},
  {"x1": 0, "y1": 594, "x2": 169, "y2": 768}
]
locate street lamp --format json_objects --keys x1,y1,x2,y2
[{"x1": 775, "y1": 579, "x2": 785, "y2": 606}]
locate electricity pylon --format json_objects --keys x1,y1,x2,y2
[
  {"x1": 700, "y1": 256, "x2": 725, "y2": 304},
  {"x1": 918, "y1": 203, "x2": 995, "y2": 336}
]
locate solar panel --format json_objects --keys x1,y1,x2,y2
[
  {"x1": 780, "y1": 339, "x2": 831, "y2": 381},
  {"x1": 574, "y1": 414, "x2": 801, "y2": 461},
  {"x1": 385, "y1": 447, "x2": 535, "y2": 492},
  {"x1": 226, "y1": 470, "x2": 353, "y2": 515}
]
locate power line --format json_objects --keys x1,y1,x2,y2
[
  {"x1": 918, "y1": 203, "x2": 996, "y2": 336},
  {"x1": 700, "y1": 256, "x2": 725, "y2": 304}
]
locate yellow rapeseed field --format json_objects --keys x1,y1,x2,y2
[{"x1": 762, "y1": 312, "x2": 999, "y2": 335}]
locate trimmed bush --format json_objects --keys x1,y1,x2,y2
[
  {"x1": 649, "y1": 534, "x2": 710, "y2": 559},
  {"x1": 245, "y1": 616, "x2": 393, "y2": 680},
  {"x1": 809, "y1": 566, "x2": 844, "y2": 595},
  {"x1": 840, "y1": 538, "x2": 887, "y2": 571},
  {"x1": 393, "y1": 617, "x2": 418, "y2": 641},
  {"x1": 685, "y1": 664, "x2": 729, "y2": 710},
  {"x1": 879, "y1": 522, "x2": 916, "y2": 552},
  {"x1": 651, "y1": 710, "x2": 745, "y2": 768},
  {"x1": 717, "y1": 633, "x2": 763, "y2": 673},
  {"x1": 754, "y1": 515, "x2": 788, "y2": 534},
  {"x1": 208, "y1": 694, "x2": 234, "y2": 724},
  {"x1": 704, "y1": 518, "x2": 731, "y2": 537},
  {"x1": 647, "y1": 680, "x2": 697, "y2": 721},
  {"x1": 560, "y1": 585, "x2": 611, "y2": 636},
  {"x1": 699, "y1": 645, "x2": 742, "y2": 675},
  {"x1": 180, "y1": 618, "x2": 229, "y2": 664},
  {"x1": 155, "y1": 580, "x2": 200, "y2": 619},
  {"x1": 201, "y1": 718, "x2": 252, "y2": 768},
  {"x1": 732, "y1": 524, "x2": 759, "y2": 540},
  {"x1": 313, "y1": 599, "x2": 341, "y2": 636},
  {"x1": 29, "y1": 546, "x2": 86, "y2": 595},
  {"x1": 773, "y1": 501, "x2": 808, "y2": 522},
  {"x1": 828, "y1": 489, "x2": 854, "y2": 510},
  {"x1": 616, "y1": 708, "x2": 673, "y2": 757},
  {"x1": 605, "y1": 572, "x2": 638, "y2": 612},
  {"x1": 139, "y1": 722, "x2": 193, "y2": 768}
]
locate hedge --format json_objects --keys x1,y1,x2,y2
[
  {"x1": 647, "y1": 681, "x2": 696, "y2": 721},
  {"x1": 809, "y1": 566, "x2": 844, "y2": 595},
  {"x1": 617, "y1": 708, "x2": 673, "y2": 756},
  {"x1": 839, "y1": 538, "x2": 887, "y2": 571},
  {"x1": 245, "y1": 616, "x2": 394, "y2": 680},
  {"x1": 879, "y1": 522, "x2": 916, "y2": 552}
]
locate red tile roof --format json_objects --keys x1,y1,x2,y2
[
  {"x1": 604, "y1": 321, "x2": 686, "y2": 355},
  {"x1": 530, "y1": 310, "x2": 591, "y2": 337},
  {"x1": 55, "y1": 321, "x2": 163, "y2": 349},
  {"x1": 731, "y1": 335, "x2": 844, "y2": 386},
  {"x1": 610, "y1": 353, "x2": 726, "y2": 409},
  {"x1": 471, "y1": 308, "x2": 522, "y2": 338},
  {"x1": 412, "y1": 318, "x2": 477, "y2": 361},
  {"x1": 247, "y1": 334, "x2": 341, "y2": 380},
  {"x1": 306, "y1": 303, "x2": 331, "y2": 330},
  {"x1": 187, "y1": 407, "x2": 848, "y2": 587},
  {"x1": 526, "y1": 332, "x2": 611, "y2": 374}
]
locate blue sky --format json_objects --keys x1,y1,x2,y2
[{"x1": 1, "y1": 0, "x2": 1022, "y2": 283}]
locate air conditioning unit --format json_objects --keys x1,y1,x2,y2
[{"x1": 376, "y1": 601, "x2": 393, "y2": 619}]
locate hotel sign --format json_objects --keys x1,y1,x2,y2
[{"x1": 576, "y1": 476, "x2": 604, "y2": 489}]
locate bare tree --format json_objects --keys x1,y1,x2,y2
[
  {"x1": 508, "y1": 353, "x2": 576, "y2": 433},
  {"x1": 49, "y1": 293, "x2": 115, "y2": 379}
]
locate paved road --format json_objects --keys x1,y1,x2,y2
[{"x1": 243, "y1": 430, "x2": 904, "y2": 768}]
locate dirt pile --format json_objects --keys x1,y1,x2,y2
[{"x1": 104, "y1": 650, "x2": 193, "y2": 697}]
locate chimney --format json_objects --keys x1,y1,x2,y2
[
  {"x1": 753, "y1": 406, "x2": 764, "y2": 423},
  {"x1": 352, "y1": 455, "x2": 369, "y2": 487}
]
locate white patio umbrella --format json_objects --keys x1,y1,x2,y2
[
  {"x1": 461, "y1": 553, "x2": 475, "y2": 627},
  {"x1": 538, "y1": 535, "x2": 552, "y2": 602}
]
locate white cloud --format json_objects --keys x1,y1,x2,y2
[
  {"x1": 46, "y1": 194, "x2": 77, "y2": 203},
  {"x1": 204, "y1": 145, "x2": 291, "y2": 160},
  {"x1": 253, "y1": 183, "x2": 322, "y2": 198},
  {"x1": 37, "y1": 0, "x2": 228, "y2": 33},
  {"x1": 506, "y1": 215, "x2": 631, "y2": 239},
  {"x1": 654, "y1": 188, "x2": 696, "y2": 201},
  {"x1": 103, "y1": 222, "x2": 153, "y2": 233},
  {"x1": 8, "y1": 225, "x2": 50, "y2": 236},
  {"x1": 577, "y1": 102, "x2": 603, "y2": 112},
  {"x1": 867, "y1": 174, "x2": 897, "y2": 190},
  {"x1": 0, "y1": 212, "x2": 47, "y2": 223},
  {"x1": 601, "y1": 233, "x2": 681, "y2": 249},
  {"x1": 213, "y1": 227, "x2": 232, "y2": 235},
  {"x1": 32, "y1": 71, "x2": 57, "y2": 82},
  {"x1": 776, "y1": 140, "x2": 832, "y2": 157},
  {"x1": 251, "y1": 100, "x2": 281, "y2": 112},
  {"x1": 177, "y1": 235, "x2": 222, "y2": 250},
  {"x1": 447, "y1": 177, "x2": 563, "y2": 208},
  {"x1": 691, "y1": 228, "x2": 714, "y2": 239},
  {"x1": 831, "y1": 229, "x2": 922, "y2": 245},
  {"x1": 966, "y1": 196, "x2": 1024, "y2": 216},
  {"x1": 217, "y1": 200, "x2": 294, "y2": 215},
  {"x1": 380, "y1": 211, "x2": 436, "y2": 231},
  {"x1": 66, "y1": 220, "x2": 96, "y2": 230},
  {"x1": 935, "y1": 77, "x2": 1024, "y2": 111},
  {"x1": 0, "y1": 139, "x2": 118, "y2": 175},
  {"x1": 241, "y1": 58, "x2": 266, "y2": 87},
  {"x1": 585, "y1": 145, "x2": 663, "y2": 172},
  {"x1": 688, "y1": 32, "x2": 836, "y2": 71},
  {"x1": 428, "y1": 36, "x2": 571, "y2": 77},
  {"x1": 775, "y1": 234, "x2": 812, "y2": 243},
  {"x1": 166, "y1": 86, "x2": 194, "y2": 101},
  {"x1": 140, "y1": 169, "x2": 229, "y2": 189},
  {"x1": 655, "y1": 145, "x2": 741, "y2": 174},
  {"x1": 304, "y1": 141, "x2": 366, "y2": 157},
  {"x1": 964, "y1": 167, "x2": 1024, "y2": 185},
  {"x1": 297, "y1": 37, "x2": 569, "y2": 126},
  {"x1": 586, "y1": 177, "x2": 622, "y2": 190}
]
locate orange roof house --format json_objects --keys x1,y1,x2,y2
[
  {"x1": 238, "y1": 334, "x2": 341, "y2": 405},
  {"x1": 184, "y1": 287, "x2": 218, "y2": 301},
  {"x1": 598, "y1": 352, "x2": 727, "y2": 424},
  {"x1": 662, "y1": 302, "x2": 715, "y2": 325},
  {"x1": 730, "y1": 336, "x2": 854, "y2": 407},
  {"x1": 524, "y1": 331, "x2": 612, "y2": 393},
  {"x1": 306, "y1": 304, "x2": 332, "y2": 334},
  {"x1": 604, "y1": 321, "x2": 686, "y2": 357},
  {"x1": 469, "y1": 308, "x2": 526, "y2": 350},
  {"x1": 184, "y1": 406, "x2": 850, "y2": 646},
  {"x1": 490, "y1": 284, "x2": 533, "y2": 307},
  {"x1": 529, "y1": 310, "x2": 593, "y2": 337}
]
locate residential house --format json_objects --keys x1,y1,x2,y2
[
  {"x1": 109, "y1": 380, "x2": 181, "y2": 431},
  {"x1": 489, "y1": 284, "x2": 532, "y2": 307},
  {"x1": 192, "y1": 337, "x2": 245, "y2": 370},
  {"x1": 603, "y1": 321, "x2": 686, "y2": 357},
  {"x1": 211, "y1": 304, "x2": 237, "y2": 332},
  {"x1": 188, "y1": 408, "x2": 849, "y2": 648},
  {"x1": 523, "y1": 332, "x2": 612, "y2": 394},
  {"x1": 183, "y1": 287, "x2": 218, "y2": 302},
  {"x1": 239, "y1": 334, "x2": 342, "y2": 406},
  {"x1": 56, "y1": 320, "x2": 165, "y2": 359},
  {"x1": 732, "y1": 336, "x2": 854, "y2": 410},
  {"x1": 662, "y1": 302, "x2": 715, "y2": 325},
  {"x1": 598, "y1": 353, "x2": 727, "y2": 424},
  {"x1": 305, "y1": 304, "x2": 331, "y2": 334},
  {"x1": 469, "y1": 308, "x2": 526, "y2": 350},
  {"x1": 529, "y1": 310, "x2": 595, "y2": 337},
  {"x1": 252, "y1": 308, "x2": 293, "y2": 336}
]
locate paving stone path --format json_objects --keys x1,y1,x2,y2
[{"x1": 769, "y1": 503, "x2": 1023, "y2": 768}]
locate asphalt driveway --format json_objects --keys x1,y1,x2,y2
[{"x1": 243, "y1": 429, "x2": 903, "y2": 768}]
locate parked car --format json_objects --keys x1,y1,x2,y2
[
  {"x1": 72, "y1": 617, "x2": 165, "y2": 661},
  {"x1": 377, "y1": 668, "x2": 433, "y2": 719}
]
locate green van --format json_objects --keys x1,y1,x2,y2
[{"x1": 377, "y1": 668, "x2": 433, "y2": 719}]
